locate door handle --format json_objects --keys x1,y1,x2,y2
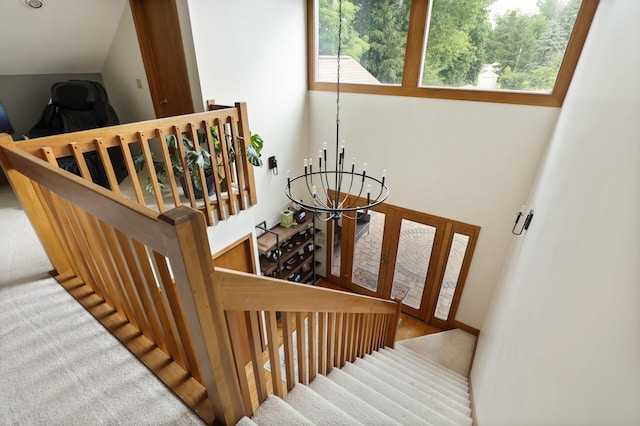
[{"x1": 159, "y1": 98, "x2": 168, "y2": 105}]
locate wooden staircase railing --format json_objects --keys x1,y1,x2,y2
[
  {"x1": 0, "y1": 142, "x2": 244, "y2": 424},
  {"x1": 216, "y1": 269, "x2": 402, "y2": 417},
  {"x1": 0, "y1": 108, "x2": 402, "y2": 425},
  {"x1": 10, "y1": 101, "x2": 256, "y2": 228}
]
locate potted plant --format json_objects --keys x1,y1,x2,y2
[{"x1": 133, "y1": 127, "x2": 264, "y2": 199}]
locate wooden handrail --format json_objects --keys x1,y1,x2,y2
[
  {"x1": 0, "y1": 103, "x2": 404, "y2": 424},
  {"x1": 216, "y1": 268, "x2": 401, "y2": 417},
  {"x1": 11, "y1": 102, "x2": 258, "y2": 227},
  {"x1": 0, "y1": 140, "x2": 244, "y2": 424},
  {"x1": 217, "y1": 268, "x2": 398, "y2": 314}
]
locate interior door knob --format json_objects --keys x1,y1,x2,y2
[{"x1": 159, "y1": 98, "x2": 168, "y2": 105}]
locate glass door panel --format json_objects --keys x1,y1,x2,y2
[
  {"x1": 330, "y1": 221, "x2": 342, "y2": 278},
  {"x1": 392, "y1": 219, "x2": 436, "y2": 310},
  {"x1": 434, "y1": 233, "x2": 469, "y2": 321},
  {"x1": 350, "y1": 210, "x2": 386, "y2": 293}
]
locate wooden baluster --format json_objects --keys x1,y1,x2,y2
[
  {"x1": 69, "y1": 142, "x2": 93, "y2": 182},
  {"x1": 281, "y1": 312, "x2": 295, "y2": 391},
  {"x1": 137, "y1": 131, "x2": 166, "y2": 212},
  {"x1": 171, "y1": 125, "x2": 198, "y2": 211},
  {"x1": 92, "y1": 218, "x2": 138, "y2": 325},
  {"x1": 229, "y1": 114, "x2": 248, "y2": 211},
  {"x1": 265, "y1": 311, "x2": 284, "y2": 397},
  {"x1": 154, "y1": 128, "x2": 181, "y2": 208},
  {"x1": 296, "y1": 312, "x2": 308, "y2": 384},
  {"x1": 152, "y1": 251, "x2": 199, "y2": 374},
  {"x1": 237, "y1": 102, "x2": 257, "y2": 206},
  {"x1": 335, "y1": 313, "x2": 344, "y2": 368},
  {"x1": 307, "y1": 311, "x2": 317, "y2": 382},
  {"x1": 94, "y1": 138, "x2": 120, "y2": 194},
  {"x1": 327, "y1": 312, "x2": 335, "y2": 373},
  {"x1": 62, "y1": 200, "x2": 113, "y2": 307},
  {"x1": 246, "y1": 311, "x2": 268, "y2": 403},
  {"x1": 114, "y1": 232, "x2": 168, "y2": 353},
  {"x1": 318, "y1": 312, "x2": 327, "y2": 375},
  {"x1": 104, "y1": 225, "x2": 152, "y2": 338},
  {"x1": 343, "y1": 313, "x2": 351, "y2": 363},
  {"x1": 117, "y1": 135, "x2": 146, "y2": 205},
  {"x1": 133, "y1": 241, "x2": 183, "y2": 362},
  {"x1": 224, "y1": 310, "x2": 253, "y2": 414},
  {"x1": 186, "y1": 122, "x2": 214, "y2": 226},
  {"x1": 352, "y1": 313, "x2": 360, "y2": 361},
  {"x1": 364, "y1": 314, "x2": 372, "y2": 354},
  {"x1": 200, "y1": 119, "x2": 225, "y2": 221}
]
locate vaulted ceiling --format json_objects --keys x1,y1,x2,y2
[{"x1": 0, "y1": 0, "x2": 126, "y2": 75}]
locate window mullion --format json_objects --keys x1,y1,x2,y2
[{"x1": 402, "y1": 0, "x2": 430, "y2": 88}]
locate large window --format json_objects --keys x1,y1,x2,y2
[{"x1": 309, "y1": 0, "x2": 599, "y2": 106}]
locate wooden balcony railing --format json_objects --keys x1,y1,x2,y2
[{"x1": 9, "y1": 101, "x2": 257, "y2": 227}]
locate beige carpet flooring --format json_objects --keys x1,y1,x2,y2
[
  {"x1": 0, "y1": 185, "x2": 204, "y2": 425},
  {"x1": 396, "y1": 328, "x2": 477, "y2": 376}
]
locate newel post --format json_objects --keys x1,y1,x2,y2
[
  {"x1": 385, "y1": 298, "x2": 403, "y2": 348},
  {"x1": 158, "y1": 206, "x2": 244, "y2": 425}
]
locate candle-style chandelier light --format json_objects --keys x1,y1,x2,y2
[{"x1": 284, "y1": 0, "x2": 389, "y2": 222}]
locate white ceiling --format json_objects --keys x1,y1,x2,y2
[{"x1": 0, "y1": 0, "x2": 127, "y2": 75}]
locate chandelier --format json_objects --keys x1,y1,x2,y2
[{"x1": 284, "y1": 0, "x2": 389, "y2": 222}]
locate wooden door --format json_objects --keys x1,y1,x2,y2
[
  {"x1": 130, "y1": 0, "x2": 194, "y2": 118},
  {"x1": 327, "y1": 202, "x2": 479, "y2": 328}
]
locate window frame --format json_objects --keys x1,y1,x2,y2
[{"x1": 307, "y1": 0, "x2": 600, "y2": 107}]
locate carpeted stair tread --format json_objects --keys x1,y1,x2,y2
[
  {"x1": 327, "y1": 367, "x2": 429, "y2": 425},
  {"x1": 393, "y1": 345, "x2": 469, "y2": 384},
  {"x1": 236, "y1": 416, "x2": 259, "y2": 426},
  {"x1": 355, "y1": 357, "x2": 472, "y2": 421},
  {"x1": 377, "y1": 348, "x2": 469, "y2": 394},
  {"x1": 251, "y1": 394, "x2": 314, "y2": 426},
  {"x1": 394, "y1": 345, "x2": 469, "y2": 384},
  {"x1": 284, "y1": 383, "x2": 361, "y2": 425},
  {"x1": 309, "y1": 373, "x2": 402, "y2": 426},
  {"x1": 341, "y1": 362, "x2": 462, "y2": 426},
  {"x1": 381, "y1": 347, "x2": 469, "y2": 389},
  {"x1": 372, "y1": 349, "x2": 470, "y2": 400},
  {"x1": 396, "y1": 330, "x2": 476, "y2": 377}
]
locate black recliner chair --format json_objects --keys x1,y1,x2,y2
[{"x1": 28, "y1": 80, "x2": 127, "y2": 187}]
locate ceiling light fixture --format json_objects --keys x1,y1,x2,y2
[
  {"x1": 285, "y1": 0, "x2": 389, "y2": 222},
  {"x1": 25, "y1": 0, "x2": 43, "y2": 8}
]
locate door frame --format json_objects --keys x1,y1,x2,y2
[
  {"x1": 130, "y1": 0, "x2": 194, "y2": 118},
  {"x1": 325, "y1": 199, "x2": 480, "y2": 328}
]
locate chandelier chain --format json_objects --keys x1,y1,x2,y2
[{"x1": 284, "y1": 0, "x2": 389, "y2": 222}]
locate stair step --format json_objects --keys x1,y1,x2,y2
[
  {"x1": 394, "y1": 345, "x2": 469, "y2": 384},
  {"x1": 371, "y1": 350, "x2": 470, "y2": 402},
  {"x1": 285, "y1": 383, "x2": 361, "y2": 425},
  {"x1": 250, "y1": 394, "x2": 314, "y2": 426},
  {"x1": 354, "y1": 357, "x2": 472, "y2": 420},
  {"x1": 380, "y1": 347, "x2": 469, "y2": 390},
  {"x1": 327, "y1": 367, "x2": 429, "y2": 425},
  {"x1": 309, "y1": 373, "x2": 402, "y2": 426},
  {"x1": 342, "y1": 362, "x2": 468, "y2": 426},
  {"x1": 236, "y1": 416, "x2": 259, "y2": 426}
]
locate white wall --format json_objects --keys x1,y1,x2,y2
[
  {"x1": 472, "y1": 1, "x2": 640, "y2": 423},
  {"x1": 102, "y1": 2, "x2": 156, "y2": 124},
  {"x1": 309, "y1": 92, "x2": 559, "y2": 328},
  {"x1": 175, "y1": 0, "x2": 204, "y2": 113},
  {"x1": 186, "y1": 0, "x2": 308, "y2": 253}
]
